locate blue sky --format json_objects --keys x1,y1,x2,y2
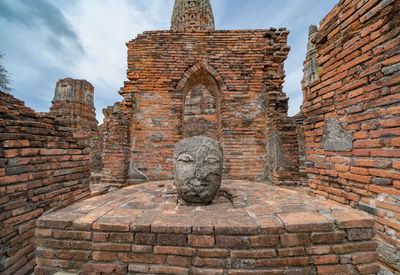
[{"x1": 0, "y1": 0, "x2": 337, "y2": 123}]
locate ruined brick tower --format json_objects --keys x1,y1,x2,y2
[
  {"x1": 171, "y1": 0, "x2": 215, "y2": 31},
  {"x1": 50, "y1": 78, "x2": 97, "y2": 129},
  {"x1": 101, "y1": 0, "x2": 296, "y2": 187},
  {"x1": 50, "y1": 78, "x2": 103, "y2": 171}
]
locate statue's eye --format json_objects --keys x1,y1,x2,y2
[
  {"x1": 205, "y1": 156, "x2": 220, "y2": 164},
  {"x1": 177, "y1": 153, "x2": 195, "y2": 163}
]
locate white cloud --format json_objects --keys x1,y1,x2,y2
[
  {"x1": 1, "y1": 0, "x2": 338, "y2": 122},
  {"x1": 58, "y1": 0, "x2": 174, "y2": 122}
]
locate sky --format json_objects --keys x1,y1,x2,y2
[{"x1": 0, "y1": 0, "x2": 337, "y2": 123}]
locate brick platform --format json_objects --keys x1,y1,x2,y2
[{"x1": 35, "y1": 181, "x2": 378, "y2": 274}]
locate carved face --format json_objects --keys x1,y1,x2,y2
[{"x1": 173, "y1": 136, "x2": 223, "y2": 205}]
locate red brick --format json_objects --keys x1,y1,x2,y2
[
  {"x1": 346, "y1": 228, "x2": 375, "y2": 241},
  {"x1": 154, "y1": 246, "x2": 195, "y2": 256},
  {"x1": 277, "y1": 247, "x2": 304, "y2": 257},
  {"x1": 249, "y1": 234, "x2": 279, "y2": 248},
  {"x1": 217, "y1": 236, "x2": 251, "y2": 249},
  {"x1": 375, "y1": 216, "x2": 400, "y2": 231},
  {"x1": 356, "y1": 263, "x2": 380, "y2": 274},
  {"x1": 192, "y1": 267, "x2": 224, "y2": 275},
  {"x1": 278, "y1": 212, "x2": 333, "y2": 232},
  {"x1": 338, "y1": 172, "x2": 372, "y2": 184},
  {"x1": 313, "y1": 254, "x2": 339, "y2": 265},
  {"x1": 317, "y1": 265, "x2": 354, "y2": 275},
  {"x1": 331, "y1": 209, "x2": 374, "y2": 228},
  {"x1": 231, "y1": 249, "x2": 276, "y2": 259},
  {"x1": 157, "y1": 233, "x2": 188, "y2": 246},
  {"x1": 92, "y1": 243, "x2": 130, "y2": 252},
  {"x1": 197, "y1": 249, "x2": 229, "y2": 258},
  {"x1": 280, "y1": 233, "x2": 310, "y2": 247},
  {"x1": 53, "y1": 230, "x2": 91, "y2": 240},
  {"x1": 93, "y1": 251, "x2": 116, "y2": 262},
  {"x1": 35, "y1": 229, "x2": 53, "y2": 238},
  {"x1": 135, "y1": 233, "x2": 156, "y2": 245},
  {"x1": 332, "y1": 241, "x2": 377, "y2": 254},
  {"x1": 166, "y1": 255, "x2": 192, "y2": 267},
  {"x1": 131, "y1": 245, "x2": 152, "y2": 253},
  {"x1": 128, "y1": 264, "x2": 149, "y2": 273},
  {"x1": 119, "y1": 252, "x2": 165, "y2": 264},
  {"x1": 352, "y1": 252, "x2": 378, "y2": 264},
  {"x1": 258, "y1": 257, "x2": 309, "y2": 267},
  {"x1": 149, "y1": 265, "x2": 189, "y2": 275},
  {"x1": 228, "y1": 270, "x2": 283, "y2": 275},
  {"x1": 306, "y1": 245, "x2": 331, "y2": 255},
  {"x1": 193, "y1": 257, "x2": 228, "y2": 268},
  {"x1": 369, "y1": 185, "x2": 400, "y2": 197},
  {"x1": 311, "y1": 231, "x2": 346, "y2": 244},
  {"x1": 188, "y1": 235, "x2": 215, "y2": 247},
  {"x1": 83, "y1": 263, "x2": 126, "y2": 274},
  {"x1": 369, "y1": 168, "x2": 400, "y2": 180}
]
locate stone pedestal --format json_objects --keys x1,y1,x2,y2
[{"x1": 36, "y1": 181, "x2": 378, "y2": 274}]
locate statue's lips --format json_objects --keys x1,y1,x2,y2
[{"x1": 185, "y1": 178, "x2": 210, "y2": 188}]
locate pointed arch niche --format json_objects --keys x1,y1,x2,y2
[{"x1": 177, "y1": 63, "x2": 223, "y2": 140}]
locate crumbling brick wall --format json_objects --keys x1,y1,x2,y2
[
  {"x1": 102, "y1": 29, "x2": 301, "y2": 187},
  {"x1": 0, "y1": 91, "x2": 91, "y2": 274},
  {"x1": 303, "y1": 0, "x2": 400, "y2": 272}
]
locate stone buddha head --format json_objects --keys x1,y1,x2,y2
[{"x1": 173, "y1": 136, "x2": 223, "y2": 205}]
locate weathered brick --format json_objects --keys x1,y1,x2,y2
[
  {"x1": 356, "y1": 263, "x2": 380, "y2": 274},
  {"x1": 316, "y1": 265, "x2": 354, "y2": 275},
  {"x1": 83, "y1": 263, "x2": 127, "y2": 274},
  {"x1": 332, "y1": 241, "x2": 377, "y2": 254},
  {"x1": 306, "y1": 245, "x2": 331, "y2": 255},
  {"x1": 53, "y1": 230, "x2": 91, "y2": 240},
  {"x1": 92, "y1": 243, "x2": 130, "y2": 252},
  {"x1": 331, "y1": 210, "x2": 374, "y2": 228},
  {"x1": 352, "y1": 251, "x2": 378, "y2": 264},
  {"x1": 310, "y1": 231, "x2": 346, "y2": 244},
  {"x1": 249, "y1": 235, "x2": 279, "y2": 248},
  {"x1": 346, "y1": 228, "x2": 375, "y2": 241},
  {"x1": 192, "y1": 267, "x2": 224, "y2": 275},
  {"x1": 93, "y1": 251, "x2": 116, "y2": 262},
  {"x1": 166, "y1": 255, "x2": 192, "y2": 267},
  {"x1": 154, "y1": 246, "x2": 195, "y2": 256},
  {"x1": 197, "y1": 249, "x2": 229, "y2": 258},
  {"x1": 193, "y1": 257, "x2": 228, "y2": 268},
  {"x1": 278, "y1": 212, "x2": 333, "y2": 232},
  {"x1": 119, "y1": 252, "x2": 166, "y2": 264},
  {"x1": 157, "y1": 233, "x2": 188, "y2": 246},
  {"x1": 280, "y1": 233, "x2": 310, "y2": 247},
  {"x1": 312, "y1": 254, "x2": 339, "y2": 265},
  {"x1": 258, "y1": 257, "x2": 309, "y2": 267},
  {"x1": 231, "y1": 249, "x2": 276, "y2": 259},
  {"x1": 149, "y1": 265, "x2": 189, "y2": 275},
  {"x1": 188, "y1": 235, "x2": 215, "y2": 248},
  {"x1": 217, "y1": 236, "x2": 251, "y2": 249}
]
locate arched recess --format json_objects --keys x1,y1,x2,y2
[{"x1": 176, "y1": 62, "x2": 226, "y2": 140}]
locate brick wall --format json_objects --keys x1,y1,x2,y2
[
  {"x1": 0, "y1": 91, "x2": 91, "y2": 274},
  {"x1": 102, "y1": 29, "x2": 301, "y2": 187},
  {"x1": 302, "y1": 0, "x2": 400, "y2": 272}
]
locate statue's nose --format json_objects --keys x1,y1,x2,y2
[{"x1": 194, "y1": 169, "x2": 201, "y2": 179}]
